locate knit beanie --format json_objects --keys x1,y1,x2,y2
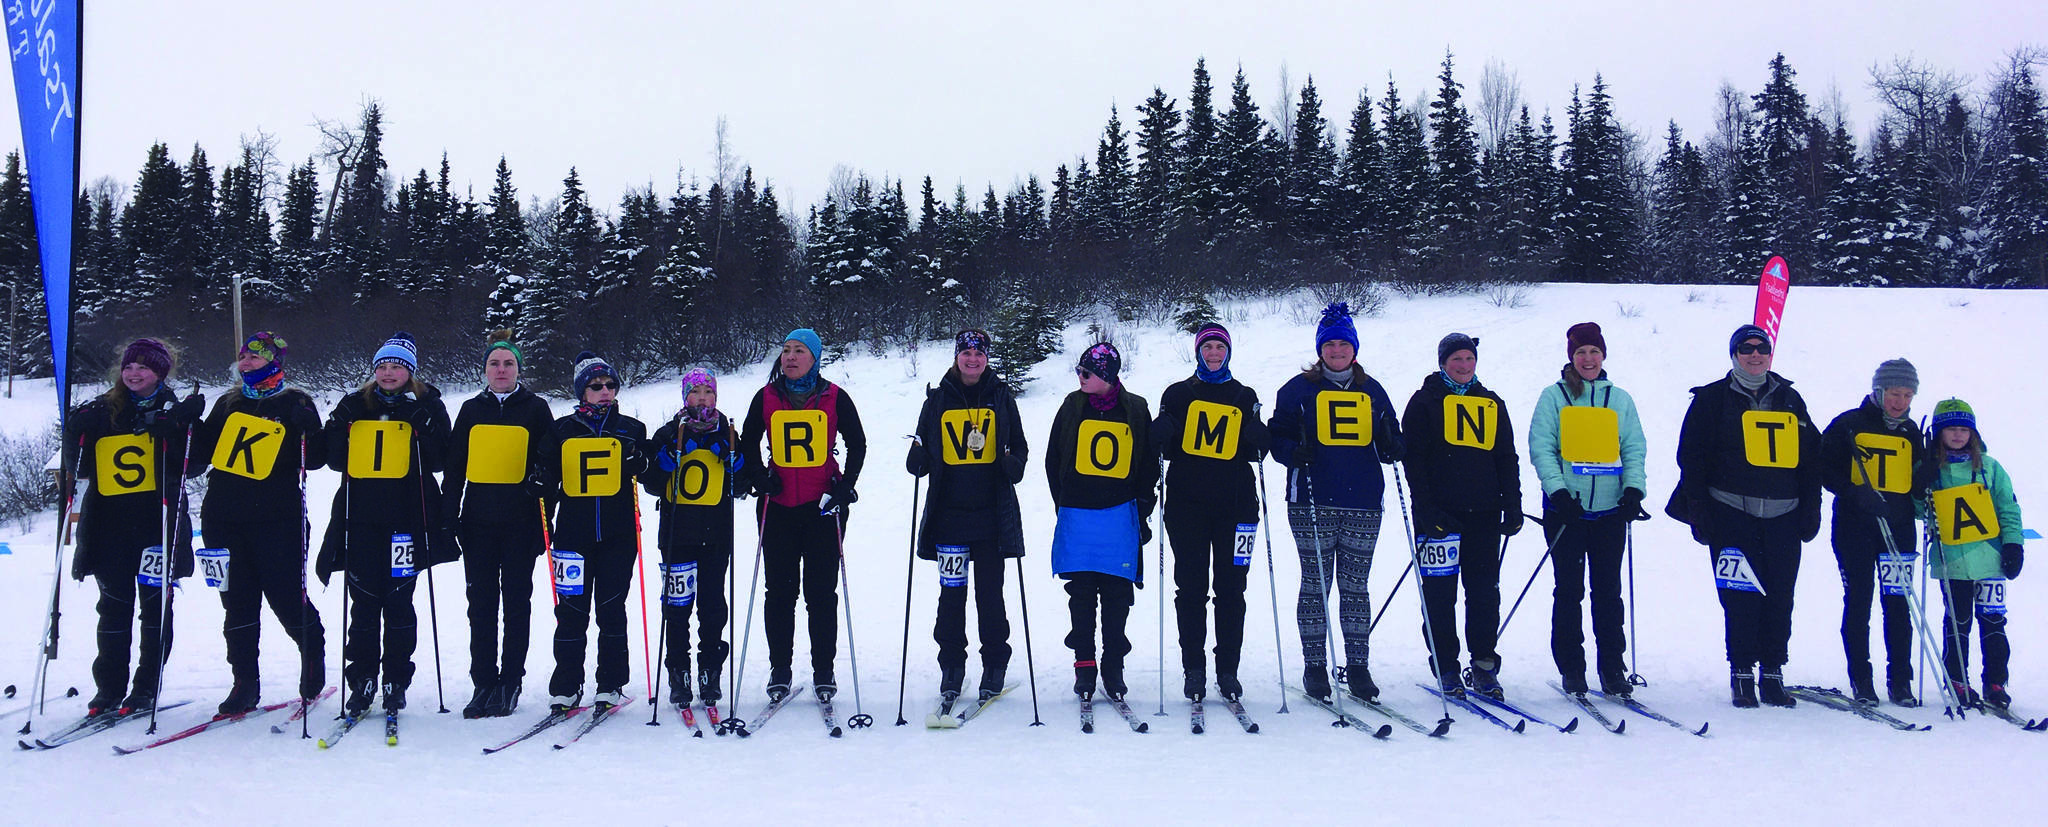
[
  {"x1": 1078, "y1": 341, "x2": 1122, "y2": 384},
  {"x1": 1931, "y1": 398, "x2": 1975, "y2": 433},
  {"x1": 572, "y1": 351, "x2": 617, "y2": 395},
  {"x1": 1566, "y1": 322, "x2": 1605, "y2": 357},
  {"x1": 122, "y1": 338, "x2": 174, "y2": 380},
  {"x1": 1728, "y1": 324, "x2": 1771, "y2": 356},
  {"x1": 373, "y1": 332, "x2": 418, "y2": 374},
  {"x1": 1437, "y1": 332, "x2": 1478, "y2": 366},
  {"x1": 1315, "y1": 302, "x2": 1360, "y2": 352},
  {"x1": 1871, "y1": 358, "x2": 1918, "y2": 394}
]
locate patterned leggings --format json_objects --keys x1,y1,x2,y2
[{"x1": 1288, "y1": 504, "x2": 1382, "y2": 671}]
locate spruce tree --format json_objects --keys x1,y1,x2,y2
[
  {"x1": 1980, "y1": 65, "x2": 2048, "y2": 286},
  {"x1": 1132, "y1": 88, "x2": 1181, "y2": 242},
  {"x1": 1284, "y1": 76, "x2": 1341, "y2": 255},
  {"x1": 1422, "y1": 53, "x2": 1483, "y2": 282}
]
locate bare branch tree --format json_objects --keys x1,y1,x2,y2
[
  {"x1": 712, "y1": 116, "x2": 741, "y2": 195},
  {"x1": 1477, "y1": 58, "x2": 1522, "y2": 157},
  {"x1": 1704, "y1": 81, "x2": 1751, "y2": 190},
  {"x1": 313, "y1": 115, "x2": 362, "y2": 237},
  {"x1": 1869, "y1": 55, "x2": 1969, "y2": 149},
  {"x1": 237, "y1": 130, "x2": 283, "y2": 211},
  {"x1": 1272, "y1": 63, "x2": 1295, "y2": 146}
]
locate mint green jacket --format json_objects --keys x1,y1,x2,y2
[
  {"x1": 1528, "y1": 371, "x2": 1647, "y2": 514},
  {"x1": 1925, "y1": 454, "x2": 2024, "y2": 581}
]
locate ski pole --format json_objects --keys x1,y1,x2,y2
[
  {"x1": 539, "y1": 500, "x2": 557, "y2": 607},
  {"x1": 1154, "y1": 467, "x2": 1167, "y2": 717},
  {"x1": 1625, "y1": 521, "x2": 1643, "y2": 687},
  {"x1": 1015, "y1": 556, "x2": 1043, "y2": 726},
  {"x1": 1254, "y1": 462, "x2": 1289, "y2": 714},
  {"x1": 415, "y1": 437, "x2": 448, "y2": 714},
  {"x1": 833, "y1": 509, "x2": 873, "y2": 728},
  {"x1": 25, "y1": 435, "x2": 83, "y2": 735},
  {"x1": 648, "y1": 598, "x2": 665, "y2": 726},
  {"x1": 732, "y1": 499, "x2": 769, "y2": 712},
  {"x1": 1496, "y1": 514, "x2": 1564, "y2": 639},
  {"x1": 635, "y1": 496, "x2": 655, "y2": 709},
  {"x1": 1392, "y1": 470, "x2": 1452, "y2": 725},
  {"x1": 1365, "y1": 559, "x2": 1414, "y2": 635},
  {"x1": 299, "y1": 434, "x2": 313, "y2": 738},
  {"x1": 149, "y1": 415, "x2": 198, "y2": 734},
  {"x1": 894, "y1": 474, "x2": 919, "y2": 726},
  {"x1": 1298, "y1": 407, "x2": 1345, "y2": 720}
]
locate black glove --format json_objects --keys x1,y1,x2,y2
[
  {"x1": 289, "y1": 404, "x2": 323, "y2": 434},
  {"x1": 1291, "y1": 443, "x2": 1315, "y2": 468},
  {"x1": 1548, "y1": 490, "x2": 1584, "y2": 522},
  {"x1": 171, "y1": 393, "x2": 206, "y2": 425},
  {"x1": 824, "y1": 477, "x2": 858, "y2": 511},
  {"x1": 404, "y1": 403, "x2": 436, "y2": 429},
  {"x1": 1416, "y1": 508, "x2": 1459, "y2": 538},
  {"x1": 1846, "y1": 486, "x2": 1886, "y2": 515},
  {"x1": 1500, "y1": 509, "x2": 1525, "y2": 537},
  {"x1": 1375, "y1": 415, "x2": 1404, "y2": 464},
  {"x1": 1799, "y1": 503, "x2": 1822, "y2": 543},
  {"x1": 1620, "y1": 486, "x2": 1650, "y2": 522},
  {"x1": 522, "y1": 472, "x2": 552, "y2": 500},
  {"x1": 753, "y1": 468, "x2": 784, "y2": 498},
  {"x1": 1140, "y1": 521, "x2": 1154, "y2": 546},
  {"x1": 998, "y1": 449, "x2": 1027, "y2": 483},
  {"x1": 2003, "y1": 543, "x2": 2025, "y2": 580},
  {"x1": 1687, "y1": 499, "x2": 1713, "y2": 545}
]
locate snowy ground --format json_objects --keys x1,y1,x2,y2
[{"x1": 1, "y1": 283, "x2": 2043, "y2": 825}]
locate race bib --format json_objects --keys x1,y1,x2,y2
[
  {"x1": 390, "y1": 533, "x2": 416, "y2": 579},
  {"x1": 347, "y1": 421, "x2": 413, "y2": 479},
  {"x1": 1740, "y1": 411, "x2": 1800, "y2": 469},
  {"x1": 769, "y1": 409, "x2": 831, "y2": 468},
  {"x1": 465, "y1": 424, "x2": 529, "y2": 485},
  {"x1": 559, "y1": 437, "x2": 623, "y2": 498},
  {"x1": 1975, "y1": 578, "x2": 2008, "y2": 617},
  {"x1": 1315, "y1": 391, "x2": 1373, "y2": 446},
  {"x1": 664, "y1": 449, "x2": 726, "y2": 506},
  {"x1": 1442, "y1": 396, "x2": 1497, "y2": 450},
  {"x1": 137, "y1": 545, "x2": 167, "y2": 588},
  {"x1": 1852, "y1": 433, "x2": 1912, "y2": 494},
  {"x1": 211, "y1": 413, "x2": 285, "y2": 481},
  {"x1": 1418, "y1": 534, "x2": 1461, "y2": 577},
  {"x1": 95, "y1": 433, "x2": 156, "y2": 496},
  {"x1": 1932, "y1": 483, "x2": 1998, "y2": 546},
  {"x1": 939, "y1": 409, "x2": 996, "y2": 465},
  {"x1": 1876, "y1": 551, "x2": 1917, "y2": 597},
  {"x1": 1714, "y1": 547, "x2": 1764, "y2": 594},
  {"x1": 1558, "y1": 406, "x2": 1620, "y2": 466},
  {"x1": 552, "y1": 550, "x2": 586, "y2": 596},
  {"x1": 196, "y1": 547, "x2": 231, "y2": 592},
  {"x1": 1181, "y1": 400, "x2": 1243, "y2": 460},
  {"x1": 1232, "y1": 523, "x2": 1256, "y2": 567},
  {"x1": 662, "y1": 561, "x2": 697, "y2": 608},
  {"x1": 936, "y1": 545, "x2": 969, "y2": 588},
  {"x1": 1074, "y1": 420, "x2": 1133, "y2": 479}
]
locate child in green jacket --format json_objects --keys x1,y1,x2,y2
[{"x1": 1922, "y1": 398, "x2": 2025, "y2": 710}]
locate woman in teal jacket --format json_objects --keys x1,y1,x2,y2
[
  {"x1": 1922, "y1": 398, "x2": 2024, "y2": 710},
  {"x1": 1526, "y1": 323, "x2": 1648, "y2": 698}
]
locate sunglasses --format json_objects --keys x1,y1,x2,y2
[
  {"x1": 1735, "y1": 342, "x2": 1772, "y2": 355},
  {"x1": 1076, "y1": 368, "x2": 1096, "y2": 380},
  {"x1": 587, "y1": 380, "x2": 621, "y2": 391}
]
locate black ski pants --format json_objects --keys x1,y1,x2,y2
[
  {"x1": 1939, "y1": 578, "x2": 2011, "y2": 687},
  {"x1": 547, "y1": 533, "x2": 638, "y2": 696},
  {"x1": 1418, "y1": 508, "x2": 1502, "y2": 678},
  {"x1": 934, "y1": 543, "x2": 1011, "y2": 679},
  {"x1": 341, "y1": 523, "x2": 419, "y2": 690},
  {"x1": 461, "y1": 516, "x2": 543, "y2": 689},
  {"x1": 661, "y1": 540, "x2": 732, "y2": 687},
  {"x1": 1702, "y1": 502, "x2": 1802, "y2": 669},
  {"x1": 206, "y1": 518, "x2": 325, "y2": 694},
  {"x1": 1166, "y1": 502, "x2": 1249, "y2": 681},
  {"x1": 89, "y1": 524, "x2": 174, "y2": 702},
  {"x1": 1549, "y1": 509, "x2": 1628, "y2": 682},
  {"x1": 762, "y1": 502, "x2": 842, "y2": 681},
  {"x1": 1063, "y1": 572, "x2": 1134, "y2": 670},
  {"x1": 1832, "y1": 512, "x2": 1914, "y2": 687}
]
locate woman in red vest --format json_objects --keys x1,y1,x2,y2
[{"x1": 740, "y1": 328, "x2": 868, "y2": 703}]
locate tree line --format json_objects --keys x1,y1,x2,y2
[{"x1": 0, "y1": 49, "x2": 2042, "y2": 391}]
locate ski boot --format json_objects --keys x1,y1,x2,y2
[
  {"x1": 217, "y1": 682, "x2": 260, "y2": 718},
  {"x1": 766, "y1": 666, "x2": 792, "y2": 702},
  {"x1": 1849, "y1": 676, "x2": 1879, "y2": 706},
  {"x1": 1468, "y1": 664, "x2": 1505, "y2": 701},
  {"x1": 1303, "y1": 664, "x2": 1332, "y2": 702},
  {"x1": 978, "y1": 663, "x2": 1007, "y2": 704},
  {"x1": 1561, "y1": 672, "x2": 1590, "y2": 696},
  {"x1": 1183, "y1": 671, "x2": 1206, "y2": 701},
  {"x1": 1984, "y1": 684, "x2": 2011, "y2": 710},
  {"x1": 592, "y1": 687, "x2": 627, "y2": 712},
  {"x1": 548, "y1": 689, "x2": 583, "y2": 715},
  {"x1": 697, "y1": 668, "x2": 722, "y2": 704},
  {"x1": 1345, "y1": 663, "x2": 1379, "y2": 704},
  {"x1": 813, "y1": 669, "x2": 837, "y2": 703},
  {"x1": 668, "y1": 669, "x2": 693, "y2": 710},
  {"x1": 1435, "y1": 670, "x2": 1466, "y2": 700},
  {"x1": 1073, "y1": 661, "x2": 1098, "y2": 698},
  {"x1": 381, "y1": 682, "x2": 407, "y2": 713},
  {"x1": 488, "y1": 681, "x2": 521, "y2": 717},
  {"x1": 1758, "y1": 667, "x2": 1794, "y2": 708},
  {"x1": 344, "y1": 678, "x2": 377, "y2": 717},
  {"x1": 463, "y1": 684, "x2": 493, "y2": 719},
  {"x1": 86, "y1": 692, "x2": 121, "y2": 717},
  {"x1": 1887, "y1": 680, "x2": 1919, "y2": 708},
  {"x1": 1730, "y1": 667, "x2": 1758, "y2": 709},
  {"x1": 119, "y1": 688, "x2": 158, "y2": 715},
  {"x1": 1100, "y1": 660, "x2": 1128, "y2": 701},
  {"x1": 1598, "y1": 670, "x2": 1632, "y2": 700},
  {"x1": 1216, "y1": 672, "x2": 1243, "y2": 702}
]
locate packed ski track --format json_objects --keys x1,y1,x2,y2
[{"x1": 1, "y1": 283, "x2": 2042, "y2": 823}]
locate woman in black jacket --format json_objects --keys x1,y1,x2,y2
[
  {"x1": 543, "y1": 352, "x2": 649, "y2": 713},
  {"x1": 1671, "y1": 324, "x2": 1822, "y2": 708},
  {"x1": 1154, "y1": 323, "x2": 1269, "y2": 703},
  {"x1": 443, "y1": 330, "x2": 556, "y2": 718},
  {"x1": 317, "y1": 332, "x2": 454, "y2": 717},
  {"x1": 68, "y1": 337, "x2": 205, "y2": 716},
  {"x1": 907, "y1": 330, "x2": 1029, "y2": 710},
  {"x1": 189, "y1": 332, "x2": 328, "y2": 716}
]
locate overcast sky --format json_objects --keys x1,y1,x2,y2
[{"x1": 5, "y1": 1, "x2": 2039, "y2": 215}]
